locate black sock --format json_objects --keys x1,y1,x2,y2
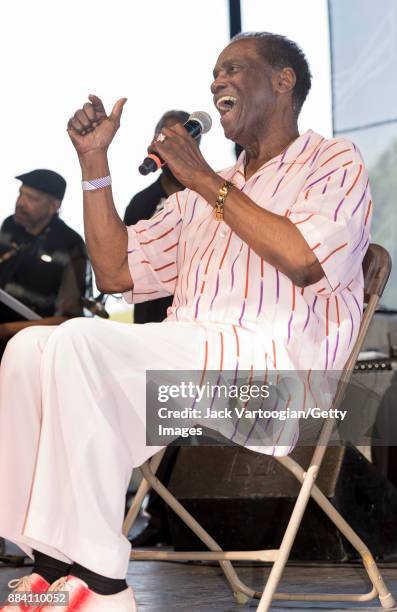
[
  {"x1": 71, "y1": 563, "x2": 127, "y2": 596},
  {"x1": 32, "y1": 550, "x2": 72, "y2": 585}
]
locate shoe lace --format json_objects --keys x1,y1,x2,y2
[
  {"x1": 7, "y1": 575, "x2": 32, "y2": 591},
  {"x1": 47, "y1": 576, "x2": 69, "y2": 592}
]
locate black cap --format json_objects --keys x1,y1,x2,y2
[{"x1": 15, "y1": 169, "x2": 67, "y2": 201}]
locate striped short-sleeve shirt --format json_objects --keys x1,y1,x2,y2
[{"x1": 124, "y1": 129, "x2": 371, "y2": 371}]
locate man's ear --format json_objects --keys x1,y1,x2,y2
[
  {"x1": 50, "y1": 197, "x2": 62, "y2": 214},
  {"x1": 274, "y1": 66, "x2": 296, "y2": 95}
]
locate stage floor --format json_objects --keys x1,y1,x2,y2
[{"x1": 1, "y1": 557, "x2": 397, "y2": 610}]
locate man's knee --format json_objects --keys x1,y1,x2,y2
[
  {"x1": 42, "y1": 318, "x2": 97, "y2": 357},
  {"x1": 2, "y1": 325, "x2": 55, "y2": 367}
]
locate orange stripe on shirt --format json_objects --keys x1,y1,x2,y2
[
  {"x1": 320, "y1": 148, "x2": 351, "y2": 167},
  {"x1": 335, "y1": 295, "x2": 340, "y2": 327},
  {"x1": 219, "y1": 230, "x2": 233, "y2": 269},
  {"x1": 320, "y1": 242, "x2": 348, "y2": 264},
  {"x1": 345, "y1": 164, "x2": 363, "y2": 196},
  {"x1": 364, "y1": 200, "x2": 372, "y2": 226},
  {"x1": 294, "y1": 213, "x2": 314, "y2": 225},
  {"x1": 233, "y1": 325, "x2": 240, "y2": 358},
  {"x1": 326, "y1": 298, "x2": 330, "y2": 336},
  {"x1": 154, "y1": 261, "x2": 174, "y2": 272},
  {"x1": 141, "y1": 226, "x2": 174, "y2": 245},
  {"x1": 163, "y1": 241, "x2": 179, "y2": 253},
  {"x1": 244, "y1": 248, "x2": 251, "y2": 299}
]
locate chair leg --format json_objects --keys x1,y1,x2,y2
[
  {"x1": 139, "y1": 462, "x2": 258, "y2": 603},
  {"x1": 277, "y1": 455, "x2": 396, "y2": 610},
  {"x1": 257, "y1": 464, "x2": 319, "y2": 611},
  {"x1": 122, "y1": 449, "x2": 166, "y2": 537}
]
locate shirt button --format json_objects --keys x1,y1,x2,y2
[{"x1": 219, "y1": 229, "x2": 227, "y2": 238}]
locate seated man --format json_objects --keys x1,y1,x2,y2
[
  {"x1": 0, "y1": 169, "x2": 91, "y2": 353},
  {"x1": 0, "y1": 32, "x2": 371, "y2": 611}
]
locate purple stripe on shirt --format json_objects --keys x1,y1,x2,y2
[
  {"x1": 257, "y1": 279, "x2": 264, "y2": 317},
  {"x1": 312, "y1": 295, "x2": 318, "y2": 314},
  {"x1": 305, "y1": 167, "x2": 340, "y2": 190},
  {"x1": 276, "y1": 269, "x2": 280, "y2": 303},
  {"x1": 334, "y1": 197, "x2": 345, "y2": 221},
  {"x1": 303, "y1": 304, "x2": 310, "y2": 332},
  {"x1": 146, "y1": 208, "x2": 173, "y2": 230},
  {"x1": 352, "y1": 227, "x2": 365, "y2": 253},
  {"x1": 287, "y1": 312, "x2": 294, "y2": 343},
  {"x1": 230, "y1": 246, "x2": 243, "y2": 290},
  {"x1": 194, "y1": 295, "x2": 201, "y2": 319},
  {"x1": 210, "y1": 273, "x2": 220, "y2": 311},
  {"x1": 238, "y1": 300, "x2": 246, "y2": 327},
  {"x1": 352, "y1": 182, "x2": 368, "y2": 215},
  {"x1": 271, "y1": 175, "x2": 286, "y2": 197},
  {"x1": 186, "y1": 197, "x2": 198, "y2": 226},
  {"x1": 332, "y1": 329, "x2": 340, "y2": 366},
  {"x1": 340, "y1": 168, "x2": 347, "y2": 188}
]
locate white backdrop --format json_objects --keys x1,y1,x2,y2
[{"x1": 1, "y1": 0, "x2": 332, "y2": 307}]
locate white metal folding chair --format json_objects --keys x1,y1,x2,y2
[{"x1": 123, "y1": 243, "x2": 395, "y2": 611}]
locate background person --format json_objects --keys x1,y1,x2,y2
[{"x1": 0, "y1": 169, "x2": 91, "y2": 353}]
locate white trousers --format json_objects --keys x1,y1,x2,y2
[{"x1": 0, "y1": 318, "x2": 207, "y2": 578}]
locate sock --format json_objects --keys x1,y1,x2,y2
[
  {"x1": 32, "y1": 550, "x2": 72, "y2": 584},
  {"x1": 71, "y1": 563, "x2": 127, "y2": 595}
]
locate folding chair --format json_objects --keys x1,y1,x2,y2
[{"x1": 123, "y1": 243, "x2": 395, "y2": 611}]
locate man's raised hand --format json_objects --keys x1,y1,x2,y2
[{"x1": 67, "y1": 95, "x2": 127, "y2": 157}]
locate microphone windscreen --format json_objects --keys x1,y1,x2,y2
[{"x1": 189, "y1": 111, "x2": 212, "y2": 134}]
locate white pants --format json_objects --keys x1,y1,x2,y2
[{"x1": 0, "y1": 318, "x2": 207, "y2": 578}]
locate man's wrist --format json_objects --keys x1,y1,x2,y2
[
  {"x1": 79, "y1": 150, "x2": 110, "y2": 179},
  {"x1": 190, "y1": 170, "x2": 224, "y2": 204}
]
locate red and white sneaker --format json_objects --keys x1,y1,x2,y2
[
  {"x1": 0, "y1": 573, "x2": 49, "y2": 611},
  {"x1": 36, "y1": 575, "x2": 137, "y2": 611}
]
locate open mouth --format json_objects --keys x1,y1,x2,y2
[{"x1": 215, "y1": 95, "x2": 237, "y2": 116}]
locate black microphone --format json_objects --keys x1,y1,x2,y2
[
  {"x1": 138, "y1": 111, "x2": 212, "y2": 176},
  {"x1": 81, "y1": 294, "x2": 110, "y2": 319}
]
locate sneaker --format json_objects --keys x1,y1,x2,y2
[
  {"x1": 0, "y1": 573, "x2": 49, "y2": 611},
  {"x1": 36, "y1": 575, "x2": 137, "y2": 611}
]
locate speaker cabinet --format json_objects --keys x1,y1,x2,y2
[{"x1": 167, "y1": 445, "x2": 397, "y2": 561}]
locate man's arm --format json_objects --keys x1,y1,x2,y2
[{"x1": 67, "y1": 95, "x2": 132, "y2": 294}]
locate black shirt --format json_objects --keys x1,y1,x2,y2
[
  {"x1": 0, "y1": 215, "x2": 90, "y2": 321},
  {"x1": 124, "y1": 178, "x2": 173, "y2": 323}
]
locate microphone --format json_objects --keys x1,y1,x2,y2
[
  {"x1": 138, "y1": 111, "x2": 212, "y2": 176},
  {"x1": 81, "y1": 294, "x2": 110, "y2": 319}
]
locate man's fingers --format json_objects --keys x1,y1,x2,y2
[
  {"x1": 110, "y1": 97, "x2": 128, "y2": 122},
  {"x1": 75, "y1": 109, "x2": 92, "y2": 129},
  {"x1": 68, "y1": 116, "x2": 86, "y2": 135},
  {"x1": 83, "y1": 102, "x2": 97, "y2": 122},
  {"x1": 88, "y1": 94, "x2": 107, "y2": 116}
]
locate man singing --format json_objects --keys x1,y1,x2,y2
[{"x1": 0, "y1": 33, "x2": 371, "y2": 611}]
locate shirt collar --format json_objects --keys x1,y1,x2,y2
[{"x1": 229, "y1": 130, "x2": 325, "y2": 186}]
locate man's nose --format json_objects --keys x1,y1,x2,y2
[{"x1": 210, "y1": 75, "x2": 228, "y2": 95}]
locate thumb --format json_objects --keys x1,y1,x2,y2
[{"x1": 110, "y1": 97, "x2": 128, "y2": 122}]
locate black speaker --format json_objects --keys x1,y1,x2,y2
[{"x1": 167, "y1": 444, "x2": 397, "y2": 561}]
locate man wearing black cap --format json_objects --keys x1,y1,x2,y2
[{"x1": 0, "y1": 169, "x2": 90, "y2": 346}]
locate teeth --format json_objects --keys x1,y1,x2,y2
[{"x1": 216, "y1": 95, "x2": 237, "y2": 111}]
